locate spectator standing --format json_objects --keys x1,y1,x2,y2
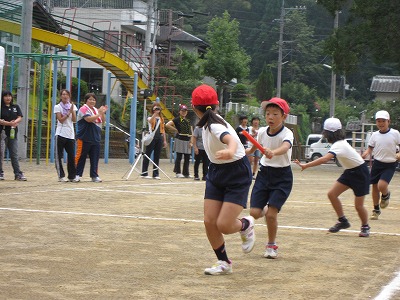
[
  {"x1": 75, "y1": 93, "x2": 108, "y2": 182},
  {"x1": 0, "y1": 91, "x2": 26, "y2": 181},
  {"x1": 54, "y1": 89, "x2": 78, "y2": 182},
  {"x1": 166, "y1": 105, "x2": 193, "y2": 178}
]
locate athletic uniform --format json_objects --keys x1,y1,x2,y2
[
  {"x1": 250, "y1": 125, "x2": 293, "y2": 211},
  {"x1": 203, "y1": 116, "x2": 252, "y2": 207},
  {"x1": 368, "y1": 128, "x2": 400, "y2": 185},
  {"x1": 329, "y1": 140, "x2": 370, "y2": 196}
]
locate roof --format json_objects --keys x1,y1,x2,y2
[{"x1": 370, "y1": 75, "x2": 400, "y2": 93}]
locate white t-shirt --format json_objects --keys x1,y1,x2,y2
[
  {"x1": 329, "y1": 140, "x2": 365, "y2": 169},
  {"x1": 54, "y1": 103, "x2": 78, "y2": 139},
  {"x1": 258, "y1": 126, "x2": 293, "y2": 168},
  {"x1": 368, "y1": 128, "x2": 400, "y2": 163},
  {"x1": 202, "y1": 116, "x2": 246, "y2": 164}
]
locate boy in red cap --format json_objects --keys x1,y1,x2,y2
[
  {"x1": 191, "y1": 84, "x2": 255, "y2": 275},
  {"x1": 245, "y1": 97, "x2": 293, "y2": 259}
]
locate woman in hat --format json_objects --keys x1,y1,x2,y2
[{"x1": 165, "y1": 104, "x2": 193, "y2": 178}]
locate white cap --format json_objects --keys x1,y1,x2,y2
[
  {"x1": 375, "y1": 110, "x2": 390, "y2": 120},
  {"x1": 323, "y1": 117, "x2": 342, "y2": 132}
]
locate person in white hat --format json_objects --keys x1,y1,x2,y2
[
  {"x1": 361, "y1": 110, "x2": 400, "y2": 220},
  {"x1": 295, "y1": 117, "x2": 371, "y2": 237}
]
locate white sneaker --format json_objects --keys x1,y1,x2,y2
[
  {"x1": 204, "y1": 260, "x2": 232, "y2": 275},
  {"x1": 153, "y1": 176, "x2": 161, "y2": 180},
  {"x1": 264, "y1": 245, "x2": 278, "y2": 259},
  {"x1": 58, "y1": 177, "x2": 68, "y2": 182},
  {"x1": 141, "y1": 175, "x2": 152, "y2": 179},
  {"x1": 176, "y1": 173, "x2": 185, "y2": 178},
  {"x1": 91, "y1": 177, "x2": 102, "y2": 182},
  {"x1": 240, "y1": 216, "x2": 256, "y2": 253},
  {"x1": 71, "y1": 175, "x2": 80, "y2": 182}
]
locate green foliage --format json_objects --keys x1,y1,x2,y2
[
  {"x1": 281, "y1": 81, "x2": 318, "y2": 114},
  {"x1": 230, "y1": 83, "x2": 248, "y2": 103},
  {"x1": 203, "y1": 11, "x2": 250, "y2": 94},
  {"x1": 255, "y1": 64, "x2": 274, "y2": 101}
]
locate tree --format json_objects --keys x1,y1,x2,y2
[
  {"x1": 203, "y1": 11, "x2": 250, "y2": 105},
  {"x1": 255, "y1": 64, "x2": 274, "y2": 101}
]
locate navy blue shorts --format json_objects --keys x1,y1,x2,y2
[
  {"x1": 370, "y1": 160, "x2": 397, "y2": 185},
  {"x1": 337, "y1": 163, "x2": 370, "y2": 197},
  {"x1": 205, "y1": 156, "x2": 252, "y2": 208},
  {"x1": 250, "y1": 165, "x2": 293, "y2": 212}
]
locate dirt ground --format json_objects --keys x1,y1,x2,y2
[{"x1": 0, "y1": 158, "x2": 399, "y2": 300}]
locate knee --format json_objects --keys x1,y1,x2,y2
[{"x1": 250, "y1": 208, "x2": 263, "y2": 220}]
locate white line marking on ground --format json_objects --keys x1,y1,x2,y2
[
  {"x1": 374, "y1": 271, "x2": 400, "y2": 300},
  {"x1": 0, "y1": 207, "x2": 399, "y2": 236}
]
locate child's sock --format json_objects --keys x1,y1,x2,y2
[
  {"x1": 213, "y1": 243, "x2": 229, "y2": 263},
  {"x1": 374, "y1": 204, "x2": 380, "y2": 211}
]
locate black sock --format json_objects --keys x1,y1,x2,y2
[
  {"x1": 338, "y1": 216, "x2": 348, "y2": 223},
  {"x1": 374, "y1": 205, "x2": 380, "y2": 211},
  {"x1": 214, "y1": 243, "x2": 229, "y2": 263},
  {"x1": 240, "y1": 218, "x2": 250, "y2": 231}
]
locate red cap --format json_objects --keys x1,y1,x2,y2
[
  {"x1": 191, "y1": 84, "x2": 219, "y2": 106},
  {"x1": 261, "y1": 97, "x2": 290, "y2": 114}
]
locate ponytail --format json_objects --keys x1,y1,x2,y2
[{"x1": 195, "y1": 105, "x2": 227, "y2": 130}]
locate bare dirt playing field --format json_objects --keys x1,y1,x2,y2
[{"x1": 0, "y1": 159, "x2": 399, "y2": 299}]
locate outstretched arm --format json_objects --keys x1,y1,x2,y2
[{"x1": 294, "y1": 152, "x2": 335, "y2": 171}]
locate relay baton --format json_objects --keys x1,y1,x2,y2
[{"x1": 241, "y1": 130, "x2": 265, "y2": 154}]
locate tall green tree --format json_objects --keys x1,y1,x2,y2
[
  {"x1": 255, "y1": 64, "x2": 274, "y2": 101},
  {"x1": 203, "y1": 11, "x2": 250, "y2": 105}
]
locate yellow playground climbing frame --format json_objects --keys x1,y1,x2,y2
[{"x1": 0, "y1": 18, "x2": 174, "y2": 120}]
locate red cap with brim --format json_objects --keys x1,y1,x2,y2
[
  {"x1": 191, "y1": 84, "x2": 219, "y2": 106},
  {"x1": 261, "y1": 97, "x2": 290, "y2": 114}
]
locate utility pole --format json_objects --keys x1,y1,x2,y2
[
  {"x1": 329, "y1": 10, "x2": 339, "y2": 117},
  {"x1": 276, "y1": 0, "x2": 305, "y2": 98},
  {"x1": 17, "y1": 0, "x2": 33, "y2": 159},
  {"x1": 276, "y1": 0, "x2": 285, "y2": 98},
  {"x1": 150, "y1": 0, "x2": 158, "y2": 92},
  {"x1": 144, "y1": 0, "x2": 154, "y2": 86}
]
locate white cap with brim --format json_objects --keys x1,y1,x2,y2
[
  {"x1": 375, "y1": 110, "x2": 390, "y2": 120},
  {"x1": 323, "y1": 117, "x2": 342, "y2": 132}
]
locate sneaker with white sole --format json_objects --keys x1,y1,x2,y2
[
  {"x1": 91, "y1": 177, "x2": 102, "y2": 182},
  {"x1": 176, "y1": 173, "x2": 185, "y2": 178},
  {"x1": 58, "y1": 177, "x2": 68, "y2": 182},
  {"x1": 0, "y1": 171, "x2": 4, "y2": 180},
  {"x1": 204, "y1": 260, "x2": 232, "y2": 275},
  {"x1": 264, "y1": 245, "x2": 278, "y2": 259},
  {"x1": 71, "y1": 175, "x2": 80, "y2": 182},
  {"x1": 240, "y1": 216, "x2": 256, "y2": 253},
  {"x1": 370, "y1": 210, "x2": 381, "y2": 220},
  {"x1": 153, "y1": 176, "x2": 161, "y2": 180},
  {"x1": 15, "y1": 172, "x2": 27, "y2": 181},
  {"x1": 141, "y1": 175, "x2": 152, "y2": 179},
  {"x1": 380, "y1": 192, "x2": 390, "y2": 209},
  {"x1": 359, "y1": 225, "x2": 370, "y2": 237},
  {"x1": 328, "y1": 220, "x2": 351, "y2": 233}
]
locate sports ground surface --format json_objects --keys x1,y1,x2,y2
[{"x1": 0, "y1": 159, "x2": 399, "y2": 299}]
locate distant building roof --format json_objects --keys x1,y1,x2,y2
[{"x1": 370, "y1": 75, "x2": 400, "y2": 93}]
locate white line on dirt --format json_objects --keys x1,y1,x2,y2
[
  {"x1": 1, "y1": 207, "x2": 400, "y2": 237},
  {"x1": 374, "y1": 271, "x2": 400, "y2": 300}
]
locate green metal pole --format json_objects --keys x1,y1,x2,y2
[{"x1": 36, "y1": 57, "x2": 46, "y2": 165}]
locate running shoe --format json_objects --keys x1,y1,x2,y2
[
  {"x1": 328, "y1": 220, "x2": 351, "y2": 233},
  {"x1": 204, "y1": 260, "x2": 232, "y2": 275},
  {"x1": 359, "y1": 225, "x2": 370, "y2": 237},
  {"x1": 91, "y1": 177, "x2": 102, "y2": 182},
  {"x1": 264, "y1": 245, "x2": 278, "y2": 259},
  {"x1": 58, "y1": 177, "x2": 68, "y2": 182},
  {"x1": 240, "y1": 216, "x2": 256, "y2": 253},
  {"x1": 380, "y1": 192, "x2": 390, "y2": 209},
  {"x1": 15, "y1": 172, "x2": 27, "y2": 181},
  {"x1": 370, "y1": 210, "x2": 381, "y2": 220},
  {"x1": 176, "y1": 173, "x2": 184, "y2": 178}
]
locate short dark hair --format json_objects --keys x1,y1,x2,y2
[
  {"x1": 1, "y1": 90, "x2": 14, "y2": 105},
  {"x1": 323, "y1": 129, "x2": 345, "y2": 143},
  {"x1": 239, "y1": 115, "x2": 248, "y2": 121}
]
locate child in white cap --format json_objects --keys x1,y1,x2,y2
[
  {"x1": 295, "y1": 117, "x2": 371, "y2": 237},
  {"x1": 361, "y1": 110, "x2": 400, "y2": 220}
]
